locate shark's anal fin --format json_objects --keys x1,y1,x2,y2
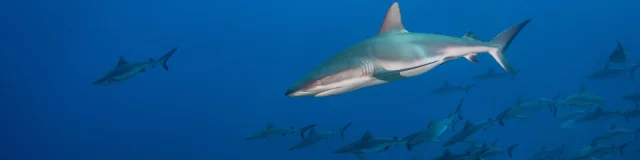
[{"x1": 379, "y1": 2, "x2": 406, "y2": 34}]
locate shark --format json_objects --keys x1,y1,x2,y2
[
  {"x1": 591, "y1": 124, "x2": 640, "y2": 143},
  {"x1": 472, "y1": 68, "x2": 520, "y2": 80},
  {"x1": 621, "y1": 93, "x2": 640, "y2": 103},
  {"x1": 288, "y1": 122, "x2": 353, "y2": 150},
  {"x1": 558, "y1": 108, "x2": 623, "y2": 128},
  {"x1": 586, "y1": 62, "x2": 640, "y2": 80},
  {"x1": 621, "y1": 103, "x2": 640, "y2": 121},
  {"x1": 552, "y1": 84, "x2": 606, "y2": 111},
  {"x1": 92, "y1": 47, "x2": 177, "y2": 85},
  {"x1": 334, "y1": 130, "x2": 406, "y2": 160},
  {"x1": 477, "y1": 142, "x2": 519, "y2": 160},
  {"x1": 529, "y1": 144, "x2": 567, "y2": 160},
  {"x1": 405, "y1": 98, "x2": 464, "y2": 150},
  {"x1": 244, "y1": 123, "x2": 316, "y2": 140},
  {"x1": 571, "y1": 141, "x2": 632, "y2": 160},
  {"x1": 430, "y1": 81, "x2": 476, "y2": 95},
  {"x1": 442, "y1": 118, "x2": 499, "y2": 147},
  {"x1": 608, "y1": 41, "x2": 627, "y2": 64},
  {"x1": 432, "y1": 147, "x2": 489, "y2": 160},
  {"x1": 497, "y1": 96, "x2": 558, "y2": 126},
  {"x1": 284, "y1": 2, "x2": 531, "y2": 97}
]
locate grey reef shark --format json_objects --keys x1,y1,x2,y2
[
  {"x1": 92, "y1": 47, "x2": 178, "y2": 85},
  {"x1": 288, "y1": 122, "x2": 352, "y2": 150},
  {"x1": 585, "y1": 62, "x2": 640, "y2": 81},
  {"x1": 472, "y1": 67, "x2": 520, "y2": 80},
  {"x1": 333, "y1": 130, "x2": 407, "y2": 160},
  {"x1": 431, "y1": 81, "x2": 476, "y2": 95},
  {"x1": 244, "y1": 123, "x2": 316, "y2": 140},
  {"x1": 284, "y1": 2, "x2": 531, "y2": 97}
]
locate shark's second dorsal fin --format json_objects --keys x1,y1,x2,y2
[
  {"x1": 266, "y1": 123, "x2": 275, "y2": 129},
  {"x1": 463, "y1": 120, "x2": 474, "y2": 130},
  {"x1": 610, "y1": 124, "x2": 616, "y2": 130},
  {"x1": 579, "y1": 83, "x2": 586, "y2": 93},
  {"x1": 462, "y1": 31, "x2": 479, "y2": 41},
  {"x1": 117, "y1": 56, "x2": 129, "y2": 67},
  {"x1": 443, "y1": 80, "x2": 450, "y2": 87},
  {"x1": 361, "y1": 130, "x2": 373, "y2": 141},
  {"x1": 378, "y1": 2, "x2": 407, "y2": 34}
]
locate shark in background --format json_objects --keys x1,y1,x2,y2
[
  {"x1": 284, "y1": 2, "x2": 531, "y2": 97},
  {"x1": 571, "y1": 141, "x2": 632, "y2": 160},
  {"x1": 333, "y1": 130, "x2": 407, "y2": 160},
  {"x1": 472, "y1": 67, "x2": 520, "y2": 81},
  {"x1": 405, "y1": 97, "x2": 464, "y2": 150},
  {"x1": 430, "y1": 81, "x2": 476, "y2": 95},
  {"x1": 608, "y1": 41, "x2": 627, "y2": 64},
  {"x1": 244, "y1": 123, "x2": 316, "y2": 140},
  {"x1": 590, "y1": 124, "x2": 640, "y2": 143},
  {"x1": 92, "y1": 47, "x2": 178, "y2": 85},
  {"x1": 289, "y1": 122, "x2": 353, "y2": 150},
  {"x1": 586, "y1": 62, "x2": 640, "y2": 80}
]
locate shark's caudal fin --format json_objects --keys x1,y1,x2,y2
[
  {"x1": 156, "y1": 47, "x2": 178, "y2": 71},
  {"x1": 488, "y1": 19, "x2": 531, "y2": 73},
  {"x1": 339, "y1": 122, "x2": 353, "y2": 139},
  {"x1": 619, "y1": 141, "x2": 632, "y2": 156},
  {"x1": 506, "y1": 144, "x2": 519, "y2": 158},
  {"x1": 298, "y1": 124, "x2": 317, "y2": 139}
]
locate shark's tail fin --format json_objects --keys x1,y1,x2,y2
[
  {"x1": 628, "y1": 63, "x2": 640, "y2": 81},
  {"x1": 298, "y1": 124, "x2": 317, "y2": 139},
  {"x1": 497, "y1": 107, "x2": 512, "y2": 127},
  {"x1": 403, "y1": 132, "x2": 421, "y2": 151},
  {"x1": 487, "y1": 19, "x2": 531, "y2": 73},
  {"x1": 339, "y1": 121, "x2": 353, "y2": 139},
  {"x1": 619, "y1": 141, "x2": 632, "y2": 156},
  {"x1": 156, "y1": 47, "x2": 178, "y2": 71},
  {"x1": 506, "y1": 144, "x2": 519, "y2": 158},
  {"x1": 465, "y1": 84, "x2": 476, "y2": 94}
]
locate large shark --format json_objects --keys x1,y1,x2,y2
[
  {"x1": 92, "y1": 47, "x2": 177, "y2": 85},
  {"x1": 284, "y1": 2, "x2": 531, "y2": 97},
  {"x1": 553, "y1": 84, "x2": 606, "y2": 111},
  {"x1": 405, "y1": 98, "x2": 464, "y2": 150},
  {"x1": 288, "y1": 122, "x2": 352, "y2": 150},
  {"x1": 529, "y1": 144, "x2": 567, "y2": 160},
  {"x1": 571, "y1": 141, "x2": 632, "y2": 160},
  {"x1": 244, "y1": 123, "x2": 316, "y2": 140},
  {"x1": 430, "y1": 81, "x2": 476, "y2": 95},
  {"x1": 608, "y1": 41, "x2": 627, "y2": 64},
  {"x1": 471, "y1": 68, "x2": 520, "y2": 80},
  {"x1": 334, "y1": 130, "x2": 406, "y2": 160},
  {"x1": 586, "y1": 62, "x2": 640, "y2": 80},
  {"x1": 591, "y1": 124, "x2": 640, "y2": 143}
]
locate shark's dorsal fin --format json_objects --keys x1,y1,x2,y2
[
  {"x1": 266, "y1": 123, "x2": 275, "y2": 129},
  {"x1": 308, "y1": 128, "x2": 318, "y2": 137},
  {"x1": 462, "y1": 31, "x2": 479, "y2": 41},
  {"x1": 487, "y1": 68, "x2": 495, "y2": 74},
  {"x1": 378, "y1": 2, "x2": 407, "y2": 34},
  {"x1": 443, "y1": 80, "x2": 450, "y2": 87},
  {"x1": 361, "y1": 130, "x2": 373, "y2": 141},
  {"x1": 579, "y1": 83, "x2": 586, "y2": 93},
  {"x1": 610, "y1": 124, "x2": 616, "y2": 130},
  {"x1": 117, "y1": 56, "x2": 129, "y2": 67},
  {"x1": 443, "y1": 148, "x2": 453, "y2": 156},
  {"x1": 425, "y1": 120, "x2": 436, "y2": 129},
  {"x1": 463, "y1": 120, "x2": 474, "y2": 130}
]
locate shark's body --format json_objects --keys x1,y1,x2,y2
[
  {"x1": 621, "y1": 93, "x2": 640, "y2": 103},
  {"x1": 244, "y1": 123, "x2": 316, "y2": 140},
  {"x1": 497, "y1": 97, "x2": 557, "y2": 126},
  {"x1": 559, "y1": 108, "x2": 622, "y2": 128},
  {"x1": 608, "y1": 41, "x2": 627, "y2": 64},
  {"x1": 572, "y1": 141, "x2": 632, "y2": 160},
  {"x1": 431, "y1": 81, "x2": 476, "y2": 95},
  {"x1": 591, "y1": 124, "x2": 639, "y2": 143},
  {"x1": 553, "y1": 84, "x2": 606, "y2": 110},
  {"x1": 405, "y1": 98, "x2": 464, "y2": 150},
  {"x1": 334, "y1": 130, "x2": 406, "y2": 160},
  {"x1": 285, "y1": 2, "x2": 531, "y2": 97},
  {"x1": 586, "y1": 63, "x2": 640, "y2": 80},
  {"x1": 529, "y1": 145, "x2": 566, "y2": 160},
  {"x1": 92, "y1": 47, "x2": 177, "y2": 85},
  {"x1": 472, "y1": 68, "x2": 519, "y2": 80},
  {"x1": 289, "y1": 122, "x2": 352, "y2": 150},
  {"x1": 442, "y1": 118, "x2": 497, "y2": 147}
]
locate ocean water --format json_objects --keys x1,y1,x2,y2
[{"x1": 2, "y1": 0, "x2": 640, "y2": 159}]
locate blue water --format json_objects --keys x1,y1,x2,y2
[{"x1": 3, "y1": 0, "x2": 640, "y2": 159}]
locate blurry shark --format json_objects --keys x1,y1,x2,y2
[
  {"x1": 405, "y1": 98, "x2": 464, "y2": 150},
  {"x1": 334, "y1": 130, "x2": 406, "y2": 160},
  {"x1": 289, "y1": 122, "x2": 352, "y2": 150},
  {"x1": 92, "y1": 47, "x2": 177, "y2": 85},
  {"x1": 431, "y1": 81, "x2": 476, "y2": 95},
  {"x1": 572, "y1": 141, "x2": 632, "y2": 160},
  {"x1": 591, "y1": 124, "x2": 640, "y2": 143},
  {"x1": 442, "y1": 118, "x2": 499, "y2": 147},
  {"x1": 472, "y1": 68, "x2": 520, "y2": 80},
  {"x1": 586, "y1": 62, "x2": 640, "y2": 80},
  {"x1": 244, "y1": 123, "x2": 316, "y2": 140},
  {"x1": 285, "y1": 2, "x2": 531, "y2": 97},
  {"x1": 553, "y1": 83, "x2": 606, "y2": 110}
]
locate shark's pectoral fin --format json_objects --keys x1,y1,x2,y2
[
  {"x1": 464, "y1": 54, "x2": 479, "y2": 63},
  {"x1": 374, "y1": 61, "x2": 439, "y2": 81}
]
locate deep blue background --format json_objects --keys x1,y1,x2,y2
[{"x1": 2, "y1": 0, "x2": 640, "y2": 159}]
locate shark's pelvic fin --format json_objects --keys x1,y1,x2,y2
[{"x1": 379, "y1": 2, "x2": 406, "y2": 34}]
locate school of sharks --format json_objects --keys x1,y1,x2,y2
[{"x1": 90, "y1": 2, "x2": 640, "y2": 160}]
